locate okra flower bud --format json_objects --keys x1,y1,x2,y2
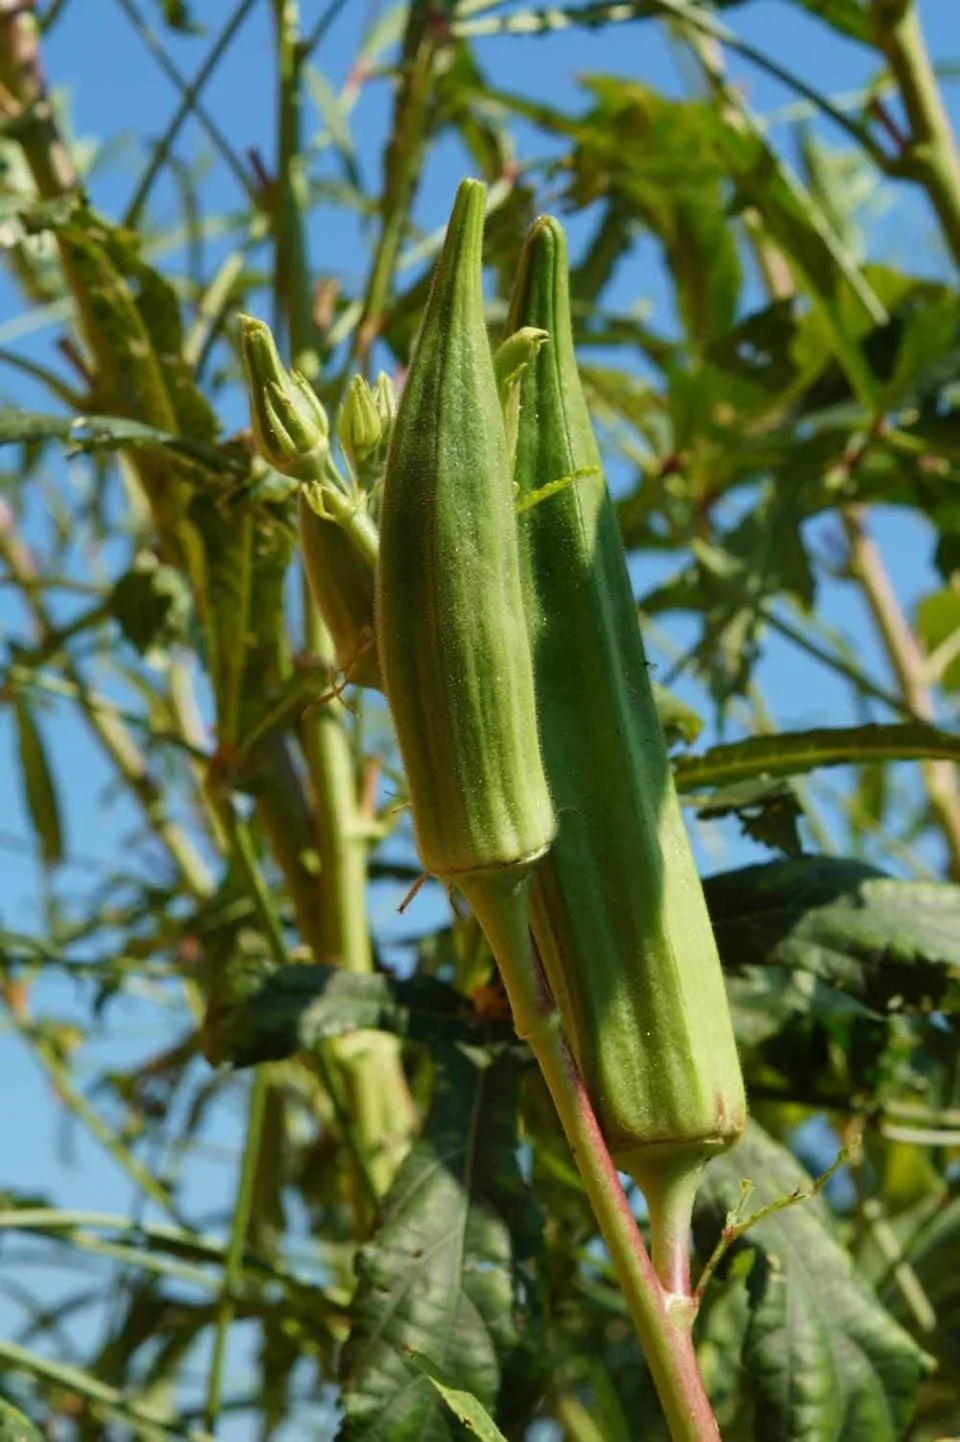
[
  {"x1": 239, "y1": 316, "x2": 330, "y2": 481},
  {"x1": 377, "y1": 178, "x2": 555, "y2": 882},
  {"x1": 338, "y1": 374, "x2": 384, "y2": 484},
  {"x1": 370, "y1": 371, "x2": 397, "y2": 437},
  {"x1": 240, "y1": 314, "x2": 381, "y2": 687}
]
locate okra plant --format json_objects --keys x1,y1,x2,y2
[{"x1": 2, "y1": 3, "x2": 960, "y2": 1440}]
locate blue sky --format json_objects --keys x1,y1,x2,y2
[{"x1": 0, "y1": 2, "x2": 958, "y2": 1436}]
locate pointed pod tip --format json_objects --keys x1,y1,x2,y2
[
  {"x1": 417, "y1": 178, "x2": 489, "y2": 337},
  {"x1": 445, "y1": 176, "x2": 487, "y2": 251},
  {"x1": 525, "y1": 214, "x2": 567, "y2": 268},
  {"x1": 508, "y1": 214, "x2": 571, "y2": 335}
]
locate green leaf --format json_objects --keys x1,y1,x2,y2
[
  {"x1": 0, "y1": 1396, "x2": 44, "y2": 1442},
  {"x1": 694, "y1": 1122, "x2": 931, "y2": 1441},
  {"x1": 674, "y1": 721, "x2": 960, "y2": 792},
  {"x1": 0, "y1": 406, "x2": 238, "y2": 477},
  {"x1": 152, "y1": 0, "x2": 202, "y2": 33},
  {"x1": 570, "y1": 80, "x2": 743, "y2": 346},
  {"x1": 204, "y1": 963, "x2": 511, "y2": 1067},
  {"x1": 789, "y1": 0, "x2": 873, "y2": 44},
  {"x1": 108, "y1": 553, "x2": 191, "y2": 657},
  {"x1": 339, "y1": 1047, "x2": 544, "y2": 1441},
  {"x1": 916, "y1": 586, "x2": 960, "y2": 691},
  {"x1": 882, "y1": 289, "x2": 960, "y2": 413},
  {"x1": 11, "y1": 692, "x2": 63, "y2": 867},
  {"x1": 704, "y1": 856, "x2": 960, "y2": 1013},
  {"x1": 695, "y1": 777, "x2": 805, "y2": 857},
  {"x1": 426, "y1": 1379, "x2": 509, "y2": 1441}
]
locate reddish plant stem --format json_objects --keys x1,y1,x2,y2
[{"x1": 463, "y1": 872, "x2": 718, "y2": 1442}]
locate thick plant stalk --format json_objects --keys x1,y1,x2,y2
[
  {"x1": 239, "y1": 317, "x2": 415, "y2": 1195},
  {"x1": 506, "y1": 216, "x2": 745, "y2": 1292},
  {"x1": 351, "y1": 0, "x2": 445, "y2": 365},
  {"x1": 301, "y1": 596, "x2": 416, "y2": 1195},
  {"x1": 377, "y1": 176, "x2": 719, "y2": 1440},
  {"x1": 872, "y1": 0, "x2": 960, "y2": 272}
]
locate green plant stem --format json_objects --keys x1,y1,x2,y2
[
  {"x1": 843, "y1": 505, "x2": 960, "y2": 878},
  {"x1": 554, "y1": 1392, "x2": 612, "y2": 1442},
  {"x1": 204, "y1": 1066, "x2": 269, "y2": 1433},
  {"x1": 246, "y1": 730, "x2": 326, "y2": 963},
  {"x1": 693, "y1": 1142, "x2": 855, "y2": 1307},
  {"x1": 299, "y1": 588, "x2": 415, "y2": 1196},
  {"x1": 302, "y1": 0, "x2": 351, "y2": 57},
  {"x1": 0, "y1": 1209, "x2": 343, "y2": 1322},
  {"x1": 349, "y1": 0, "x2": 442, "y2": 370},
  {"x1": 221, "y1": 807, "x2": 381, "y2": 1210},
  {"x1": 269, "y1": 0, "x2": 414, "y2": 1196},
  {"x1": 0, "y1": 0, "x2": 76, "y2": 197},
  {"x1": 873, "y1": 0, "x2": 960, "y2": 270},
  {"x1": 461, "y1": 872, "x2": 717, "y2": 1442}
]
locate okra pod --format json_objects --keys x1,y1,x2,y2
[
  {"x1": 377, "y1": 178, "x2": 554, "y2": 886},
  {"x1": 508, "y1": 216, "x2": 745, "y2": 1279}
]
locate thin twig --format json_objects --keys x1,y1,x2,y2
[
  {"x1": 694, "y1": 1143, "x2": 857, "y2": 1307},
  {"x1": 113, "y1": 0, "x2": 255, "y2": 215},
  {"x1": 203, "y1": 1067, "x2": 269, "y2": 1432},
  {"x1": 844, "y1": 505, "x2": 960, "y2": 878},
  {"x1": 302, "y1": 0, "x2": 352, "y2": 58}
]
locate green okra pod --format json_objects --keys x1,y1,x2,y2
[
  {"x1": 507, "y1": 216, "x2": 745, "y2": 1281},
  {"x1": 377, "y1": 178, "x2": 554, "y2": 886}
]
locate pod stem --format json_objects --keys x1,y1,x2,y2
[
  {"x1": 302, "y1": 465, "x2": 380, "y2": 571},
  {"x1": 460, "y1": 871, "x2": 718, "y2": 1442},
  {"x1": 632, "y1": 1159, "x2": 703, "y2": 1304}
]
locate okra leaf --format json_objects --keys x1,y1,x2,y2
[
  {"x1": 0, "y1": 1396, "x2": 44, "y2": 1442},
  {"x1": 0, "y1": 407, "x2": 237, "y2": 477},
  {"x1": 705, "y1": 856, "x2": 960, "y2": 1014},
  {"x1": 674, "y1": 721, "x2": 960, "y2": 793},
  {"x1": 425, "y1": 1379, "x2": 508, "y2": 1441},
  {"x1": 694, "y1": 1122, "x2": 931, "y2": 1441},
  {"x1": 11, "y1": 693, "x2": 63, "y2": 867},
  {"x1": 693, "y1": 776, "x2": 805, "y2": 857},
  {"x1": 788, "y1": 0, "x2": 873, "y2": 44},
  {"x1": 204, "y1": 963, "x2": 511, "y2": 1068},
  {"x1": 108, "y1": 554, "x2": 191, "y2": 657},
  {"x1": 151, "y1": 0, "x2": 202, "y2": 33},
  {"x1": 339, "y1": 1046, "x2": 544, "y2": 1441},
  {"x1": 916, "y1": 587, "x2": 960, "y2": 692}
]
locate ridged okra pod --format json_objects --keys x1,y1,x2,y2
[
  {"x1": 508, "y1": 216, "x2": 745, "y2": 1281},
  {"x1": 377, "y1": 178, "x2": 554, "y2": 893},
  {"x1": 377, "y1": 188, "x2": 728, "y2": 1437}
]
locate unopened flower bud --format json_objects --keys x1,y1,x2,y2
[{"x1": 239, "y1": 315, "x2": 329, "y2": 480}]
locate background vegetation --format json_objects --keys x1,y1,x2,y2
[{"x1": 1, "y1": 1, "x2": 960, "y2": 1437}]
